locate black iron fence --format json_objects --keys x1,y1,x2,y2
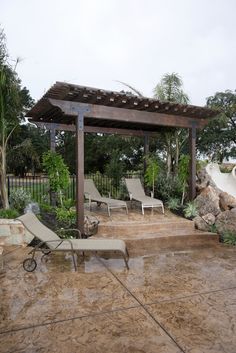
[{"x1": 7, "y1": 172, "x2": 142, "y2": 205}]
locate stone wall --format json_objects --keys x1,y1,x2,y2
[{"x1": 0, "y1": 219, "x2": 34, "y2": 245}]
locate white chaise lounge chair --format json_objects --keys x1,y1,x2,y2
[
  {"x1": 84, "y1": 179, "x2": 128, "y2": 216},
  {"x1": 125, "y1": 178, "x2": 164, "y2": 215},
  {"x1": 17, "y1": 213, "x2": 129, "y2": 271}
]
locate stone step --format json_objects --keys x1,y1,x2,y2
[
  {"x1": 97, "y1": 219, "x2": 195, "y2": 236},
  {"x1": 127, "y1": 231, "x2": 219, "y2": 255},
  {"x1": 94, "y1": 229, "x2": 219, "y2": 256}
]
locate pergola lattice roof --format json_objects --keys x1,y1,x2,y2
[{"x1": 27, "y1": 82, "x2": 218, "y2": 131}]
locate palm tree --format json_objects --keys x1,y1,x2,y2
[{"x1": 153, "y1": 73, "x2": 190, "y2": 176}]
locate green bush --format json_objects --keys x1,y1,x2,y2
[
  {"x1": 9, "y1": 188, "x2": 31, "y2": 212},
  {"x1": 0, "y1": 208, "x2": 20, "y2": 219},
  {"x1": 55, "y1": 207, "x2": 76, "y2": 228},
  {"x1": 183, "y1": 201, "x2": 198, "y2": 219},
  {"x1": 156, "y1": 173, "x2": 182, "y2": 202},
  {"x1": 222, "y1": 231, "x2": 236, "y2": 245},
  {"x1": 167, "y1": 198, "x2": 181, "y2": 211}
]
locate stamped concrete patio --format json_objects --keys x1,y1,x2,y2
[{"x1": 1, "y1": 236, "x2": 236, "y2": 353}]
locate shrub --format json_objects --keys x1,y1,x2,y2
[
  {"x1": 167, "y1": 198, "x2": 181, "y2": 211},
  {"x1": 55, "y1": 207, "x2": 76, "y2": 228},
  {"x1": 0, "y1": 208, "x2": 19, "y2": 219},
  {"x1": 9, "y1": 188, "x2": 31, "y2": 212},
  {"x1": 156, "y1": 172, "x2": 182, "y2": 202},
  {"x1": 42, "y1": 151, "x2": 70, "y2": 207},
  {"x1": 222, "y1": 231, "x2": 236, "y2": 245},
  {"x1": 144, "y1": 156, "x2": 159, "y2": 194},
  {"x1": 183, "y1": 201, "x2": 198, "y2": 219}
]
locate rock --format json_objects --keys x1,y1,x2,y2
[
  {"x1": 194, "y1": 216, "x2": 210, "y2": 231},
  {"x1": 202, "y1": 213, "x2": 216, "y2": 225},
  {"x1": 24, "y1": 202, "x2": 40, "y2": 215},
  {"x1": 215, "y1": 208, "x2": 236, "y2": 234},
  {"x1": 196, "y1": 168, "x2": 221, "y2": 195},
  {"x1": 195, "y1": 186, "x2": 221, "y2": 216},
  {"x1": 194, "y1": 213, "x2": 215, "y2": 231},
  {"x1": 219, "y1": 192, "x2": 236, "y2": 211}
]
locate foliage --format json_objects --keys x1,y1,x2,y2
[
  {"x1": 56, "y1": 132, "x2": 144, "y2": 177},
  {"x1": 153, "y1": 73, "x2": 189, "y2": 104},
  {"x1": 63, "y1": 198, "x2": 75, "y2": 210},
  {"x1": 209, "y1": 224, "x2": 217, "y2": 234},
  {"x1": 198, "y1": 90, "x2": 236, "y2": 162},
  {"x1": 153, "y1": 73, "x2": 190, "y2": 176},
  {"x1": 222, "y1": 231, "x2": 236, "y2": 245},
  {"x1": 9, "y1": 188, "x2": 31, "y2": 211},
  {"x1": 0, "y1": 26, "x2": 33, "y2": 208},
  {"x1": 55, "y1": 207, "x2": 76, "y2": 228},
  {"x1": 183, "y1": 201, "x2": 198, "y2": 219},
  {"x1": 7, "y1": 124, "x2": 48, "y2": 176},
  {"x1": 144, "y1": 155, "x2": 159, "y2": 194},
  {"x1": 39, "y1": 203, "x2": 54, "y2": 213},
  {"x1": 156, "y1": 172, "x2": 182, "y2": 202},
  {"x1": 0, "y1": 208, "x2": 19, "y2": 218},
  {"x1": 167, "y1": 198, "x2": 181, "y2": 211},
  {"x1": 42, "y1": 151, "x2": 70, "y2": 207},
  {"x1": 178, "y1": 155, "x2": 190, "y2": 205}
]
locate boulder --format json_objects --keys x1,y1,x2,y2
[
  {"x1": 194, "y1": 216, "x2": 210, "y2": 231},
  {"x1": 194, "y1": 213, "x2": 215, "y2": 231},
  {"x1": 215, "y1": 208, "x2": 236, "y2": 234},
  {"x1": 195, "y1": 186, "x2": 221, "y2": 216},
  {"x1": 219, "y1": 192, "x2": 236, "y2": 211},
  {"x1": 196, "y1": 168, "x2": 221, "y2": 195}
]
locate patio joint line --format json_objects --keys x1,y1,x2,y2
[
  {"x1": 143, "y1": 285, "x2": 236, "y2": 306},
  {"x1": 0, "y1": 304, "x2": 140, "y2": 336},
  {"x1": 98, "y1": 258, "x2": 186, "y2": 353}
]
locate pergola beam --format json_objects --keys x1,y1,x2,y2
[
  {"x1": 48, "y1": 99, "x2": 206, "y2": 129},
  {"x1": 35, "y1": 122, "x2": 160, "y2": 137}
]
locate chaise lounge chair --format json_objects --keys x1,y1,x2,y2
[
  {"x1": 84, "y1": 179, "x2": 128, "y2": 216},
  {"x1": 17, "y1": 213, "x2": 129, "y2": 272},
  {"x1": 125, "y1": 178, "x2": 164, "y2": 215}
]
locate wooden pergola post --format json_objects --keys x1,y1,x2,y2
[
  {"x1": 50, "y1": 123, "x2": 56, "y2": 152},
  {"x1": 49, "y1": 123, "x2": 56, "y2": 206},
  {"x1": 76, "y1": 112, "x2": 85, "y2": 235},
  {"x1": 189, "y1": 124, "x2": 197, "y2": 200}
]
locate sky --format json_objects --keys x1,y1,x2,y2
[{"x1": 1, "y1": 0, "x2": 236, "y2": 106}]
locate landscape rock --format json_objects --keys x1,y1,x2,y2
[
  {"x1": 194, "y1": 216, "x2": 210, "y2": 231},
  {"x1": 195, "y1": 186, "x2": 221, "y2": 216},
  {"x1": 196, "y1": 168, "x2": 221, "y2": 195},
  {"x1": 194, "y1": 213, "x2": 216, "y2": 231},
  {"x1": 219, "y1": 192, "x2": 236, "y2": 211},
  {"x1": 215, "y1": 208, "x2": 236, "y2": 234},
  {"x1": 202, "y1": 213, "x2": 216, "y2": 225}
]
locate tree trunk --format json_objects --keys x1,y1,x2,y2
[
  {"x1": 165, "y1": 133, "x2": 172, "y2": 177},
  {"x1": 0, "y1": 147, "x2": 9, "y2": 209},
  {"x1": 174, "y1": 130, "x2": 180, "y2": 175}
]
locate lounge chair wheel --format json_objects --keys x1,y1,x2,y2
[
  {"x1": 42, "y1": 249, "x2": 51, "y2": 255},
  {"x1": 23, "y1": 258, "x2": 37, "y2": 272}
]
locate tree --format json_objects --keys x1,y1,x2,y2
[
  {"x1": 198, "y1": 90, "x2": 236, "y2": 162},
  {"x1": 144, "y1": 155, "x2": 159, "y2": 195},
  {"x1": 7, "y1": 124, "x2": 49, "y2": 176},
  {"x1": 0, "y1": 27, "x2": 33, "y2": 208},
  {"x1": 153, "y1": 73, "x2": 190, "y2": 176},
  {"x1": 42, "y1": 151, "x2": 70, "y2": 207}
]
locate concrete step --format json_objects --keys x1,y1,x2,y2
[
  {"x1": 97, "y1": 219, "x2": 195, "y2": 237},
  {"x1": 125, "y1": 231, "x2": 219, "y2": 256},
  {"x1": 94, "y1": 229, "x2": 219, "y2": 256}
]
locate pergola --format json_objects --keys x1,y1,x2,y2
[{"x1": 27, "y1": 82, "x2": 218, "y2": 234}]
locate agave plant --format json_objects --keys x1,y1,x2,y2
[
  {"x1": 167, "y1": 198, "x2": 180, "y2": 211},
  {"x1": 183, "y1": 201, "x2": 198, "y2": 219}
]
